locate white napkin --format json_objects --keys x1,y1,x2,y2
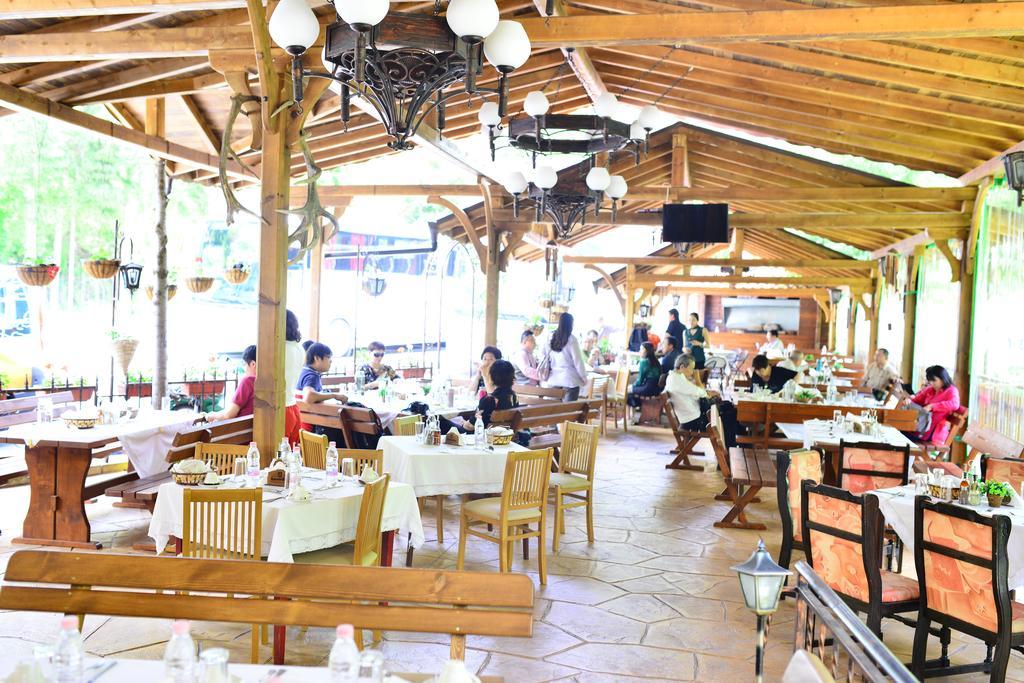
[
  {"x1": 288, "y1": 484, "x2": 311, "y2": 502},
  {"x1": 359, "y1": 466, "x2": 380, "y2": 484},
  {"x1": 435, "y1": 660, "x2": 481, "y2": 683}
]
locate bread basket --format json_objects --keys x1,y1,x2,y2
[
  {"x1": 62, "y1": 414, "x2": 99, "y2": 429},
  {"x1": 486, "y1": 429, "x2": 514, "y2": 446},
  {"x1": 171, "y1": 459, "x2": 210, "y2": 486}
]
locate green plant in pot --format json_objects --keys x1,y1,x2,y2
[{"x1": 985, "y1": 480, "x2": 1013, "y2": 507}]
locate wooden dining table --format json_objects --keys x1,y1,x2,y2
[
  {"x1": 0, "y1": 410, "x2": 194, "y2": 549},
  {"x1": 735, "y1": 395, "x2": 918, "y2": 446}
]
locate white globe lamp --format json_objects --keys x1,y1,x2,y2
[{"x1": 268, "y1": 0, "x2": 321, "y2": 54}]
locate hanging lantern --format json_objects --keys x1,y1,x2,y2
[
  {"x1": 119, "y1": 262, "x2": 143, "y2": 293},
  {"x1": 639, "y1": 303, "x2": 651, "y2": 318},
  {"x1": 362, "y1": 274, "x2": 386, "y2": 296},
  {"x1": 1003, "y1": 150, "x2": 1024, "y2": 207}
]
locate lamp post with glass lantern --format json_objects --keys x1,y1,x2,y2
[{"x1": 731, "y1": 539, "x2": 792, "y2": 683}]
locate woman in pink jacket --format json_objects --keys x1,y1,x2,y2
[{"x1": 905, "y1": 365, "x2": 960, "y2": 444}]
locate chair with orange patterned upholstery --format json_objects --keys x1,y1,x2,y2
[
  {"x1": 981, "y1": 456, "x2": 1024, "y2": 496},
  {"x1": 838, "y1": 440, "x2": 911, "y2": 495},
  {"x1": 911, "y1": 496, "x2": 1023, "y2": 682},
  {"x1": 775, "y1": 448, "x2": 824, "y2": 572},
  {"x1": 800, "y1": 482, "x2": 921, "y2": 638}
]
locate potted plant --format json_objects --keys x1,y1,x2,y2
[
  {"x1": 183, "y1": 368, "x2": 226, "y2": 397},
  {"x1": 82, "y1": 255, "x2": 120, "y2": 279},
  {"x1": 16, "y1": 262, "x2": 59, "y2": 287},
  {"x1": 125, "y1": 372, "x2": 153, "y2": 398},
  {"x1": 224, "y1": 262, "x2": 250, "y2": 285},
  {"x1": 986, "y1": 481, "x2": 1013, "y2": 507}
]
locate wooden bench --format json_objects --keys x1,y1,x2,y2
[
  {"x1": 0, "y1": 550, "x2": 534, "y2": 664},
  {"x1": 714, "y1": 445, "x2": 776, "y2": 531},
  {"x1": 512, "y1": 384, "x2": 566, "y2": 404},
  {"x1": 297, "y1": 401, "x2": 384, "y2": 449},
  {"x1": 489, "y1": 400, "x2": 590, "y2": 452}
]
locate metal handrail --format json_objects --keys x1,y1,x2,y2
[{"x1": 793, "y1": 560, "x2": 916, "y2": 682}]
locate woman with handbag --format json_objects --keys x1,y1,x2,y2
[{"x1": 540, "y1": 313, "x2": 589, "y2": 401}]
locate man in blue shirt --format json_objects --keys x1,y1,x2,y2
[
  {"x1": 297, "y1": 343, "x2": 346, "y2": 404},
  {"x1": 659, "y1": 336, "x2": 681, "y2": 384}
]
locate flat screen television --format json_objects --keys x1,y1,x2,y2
[{"x1": 661, "y1": 204, "x2": 729, "y2": 243}]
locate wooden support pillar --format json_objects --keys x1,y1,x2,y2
[
  {"x1": 624, "y1": 265, "x2": 637, "y2": 333},
  {"x1": 902, "y1": 247, "x2": 923, "y2": 384},
  {"x1": 670, "y1": 133, "x2": 690, "y2": 188},
  {"x1": 827, "y1": 302, "x2": 837, "y2": 351},
  {"x1": 954, "y1": 180, "x2": 991, "y2": 395},
  {"x1": 481, "y1": 183, "x2": 502, "y2": 347},
  {"x1": 846, "y1": 296, "x2": 857, "y2": 357},
  {"x1": 484, "y1": 261, "x2": 500, "y2": 346},
  {"x1": 868, "y1": 277, "x2": 882, "y2": 358},
  {"x1": 308, "y1": 202, "x2": 350, "y2": 343}
]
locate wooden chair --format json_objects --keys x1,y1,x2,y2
[
  {"x1": 392, "y1": 414, "x2": 421, "y2": 436},
  {"x1": 911, "y1": 497, "x2": 1018, "y2": 681},
  {"x1": 338, "y1": 448, "x2": 384, "y2": 477},
  {"x1": 550, "y1": 422, "x2": 598, "y2": 553},
  {"x1": 296, "y1": 474, "x2": 391, "y2": 648},
  {"x1": 801, "y1": 482, "x2": 921, "y2": 638},
  {"x1": 339, "y1": 405, "x2": 385, "y2": 450},
  {"x1": 664, "y1": 397, "x2": 706, "y2": 471},
  {"x1": 193, "y1": 442, "x2": 248, "y2": 476},
  {"x1": 457, "y1": 449, "x2": 552, "y2": 584},
  {"x1": 606, "y1": 366, "x2": 631, "y2": 432},
  {"x1": 181, "y1": 487, "x2": 263, "y2": 662},
  {"x1": 838, "y1": 440, "x2": 910, "y2": 494},
  {"x1": 981, "y1": 455, "x2": 1024, "y2": 493},
  {"x1": 0, "y1": 550, "x2": 534, "y2": 664},
  {"x1": 584, "y1": 375, "x2": 610, "y2": 436},
  {"x1": 299, "y1": 429, "x2": 329, "y2": 469},
  {"x1": 775, "y1": 449, "x2": 824, "y2": 572},
  {"x1": 964, "y1": 425, "x2": 1024, "y2": 460}
]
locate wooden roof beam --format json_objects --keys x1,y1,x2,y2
[
  {"x1": 0, "y1": 79, "x2": 249, "y2": 180},
  {"x1": 0, "y1": 0, "x2": 248, "y2": 19},
  {"x1": 518, "y1": 4, "x2": 1024, "y2": 47},
  {"x1": 958, "y1": 139, "x2": 1024, "y2": 186},
  {"x1": 630, "y1": 275, "x2": 871, "y2": 287},
  {"x1": 564, "y1": 256, "x2": 874, "y2": 269},
  {"x1": 621, "y1": 186, "x2": 977, "y2": 203},
  {"x1": 532, "y1": 0, "x2": 607, "y2": 103}
]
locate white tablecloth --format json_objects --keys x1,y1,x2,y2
[
  {"x1": 147, "y1": 469, "x2": 424, "y2": 563},
  {"x1": 116, "y1": 411, "x2": 197, "y2": 477},
  {"x1": 0, "y1": 409, "x2": 195, "y2": 478},
  {"x1": 777, "y1": 420, "x2": 917, "y2": 450},
  {"x1": 874, "y1": 485, "x2": 1024, "y2": 590},
  {"x1": 380, "y1": 435, "x2": 526, "y2": 498}
]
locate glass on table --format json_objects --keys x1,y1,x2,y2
[
  {"x1": 198, "y1": 647, "x2": 230, "y2": 683},
  {"x1": 36, "y1": 396, "x2": 54, "y2": 424},
  {"x1": 414, "y1": 421, "x2": 425, "y2": 443},
  {"x1": 341, "y1": 458, "x2": 356, "y2": 479},
  {"x1": 357, "y1": 648, "x2": 385, "y2": 682},
  {"x1": 914, "y1": 473, "x2": 929, "y2": 495},
  {"x1": 233, "y1": 458, "x2": 247, "y2": 479}
]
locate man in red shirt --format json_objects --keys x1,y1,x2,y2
[{"x1": 202, "y1": 345, "x2": 256, "y2": 421}]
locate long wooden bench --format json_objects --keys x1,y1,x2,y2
[
  {"x1": 489, "y1": 400, "x2": 590, "y2": 452},
  {"x1": 0, "y1": 549, "x2": 534, "y2": 664},
  {"x1": 297, "y1": 401, "x2": 384, "y2": 449},
  {"x1": 963, "y1": 424, "x2": 1024, "y2": 459},
  {"x1": 714, "y1": 446, "x2": 777, "y2": 531},
  {"x1": 512, "y1": 384, "x2": 565, "y2": 404}
]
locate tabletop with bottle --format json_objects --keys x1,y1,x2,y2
[{"x1": 9, "y1": 618, "x2": 496, "y2": 682}]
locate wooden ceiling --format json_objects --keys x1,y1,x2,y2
[{"x1": 0, "y1": 0, "x2": 1017, "y2": 261}]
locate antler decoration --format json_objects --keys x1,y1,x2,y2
[
  {"x1": 219, "y1": 93, "x2": 265, "y2": 225},
  {"x1": 279, "y1": 130, "x2": 339, "y2": 265}
]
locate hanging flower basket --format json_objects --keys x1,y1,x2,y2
[
  {"x1": 82, "y1": 259, "x2": 120, "y2": 279},
  {"x1": 145, "y1": 285, "x2": 177, "y2": 301},
  {"x1": 16, "y1": 264, "x2": 59, "y2": 287},
  {"x1": 224, "y1": 266, "x2": 250, "y2": 285},
  {"x1": 185, "y1": 276, "x2": 215, "y2": 294}
]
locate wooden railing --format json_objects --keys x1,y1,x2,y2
[{"x1": 792, "y1": 560, "x2": 915, "y2": 682}]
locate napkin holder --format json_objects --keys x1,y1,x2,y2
[{"x1": 266, "y1": 468, "x2": 287, "y2": 488}]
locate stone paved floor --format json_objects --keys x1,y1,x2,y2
[{"x1": 0, "y1": 427, "x2": 1022, "y2": 681}]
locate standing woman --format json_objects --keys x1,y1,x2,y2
[
  {"x1": 683, "y1": 312, "x2": 709, "y2": 370},
  {"x1": 544, "y1": 313, "x2": 589, "y2": 401},
  {"x1": 283, "y1": 310, "x2": 305, "y2": 445}
]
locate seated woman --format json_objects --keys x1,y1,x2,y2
[
  {"x1": 469, "y1": 346, "x2": 501, "y2": 398},
  {"x1": 904, "y1": 365, "x2": 960, "y2": 445},
  {"x1": 446, "y1": 359, "x2": 518, "y2": 433},
  {"x1": 627, "y1": 342, "x2": 661, "y2": 411},
  {"x1": 360, "y1": 340, "x2": 397, "y2": 390},
  {"x1": 665, "y1": 355, "x2": 740, "y2": 446}
]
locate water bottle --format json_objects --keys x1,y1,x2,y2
[
  {"x1": 474, "y1": 415, "x2": 486, "y2": 449},
  {"x1": 162, "y1": 620, "x2": 196, "y2": 683},
  {"x1": 53, "y1": 616, "x2": 84, "y2": 683},
  {"x1": 328, "y1": 624, "x2": 360, "y2": 682},
  {"x1": 326, "y1": 441, "x2": 339, "y2": 485},
  {"x1": 246, "y1": 441, "x2": 260, "y2": 486},
  {"x1": 289, "y1": 445, "x2": 303, "y2": 490}
]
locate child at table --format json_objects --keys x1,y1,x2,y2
[
  {"x1": 201, "y1": 345, "x2": 256, "y2": 421},
  {"x1": 297, "y1": 342, "x2": 348, "y2": 446}
]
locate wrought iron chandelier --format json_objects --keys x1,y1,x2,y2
[
  {"x1": 478, "y1": 56, "x2": 662, "y2": 163},
  {"x1": 268, "y1": 0, "x2": 532, "y2": 151},
  {"x1": 502, "y1": 161, "x2": 629, "y2": 241}
]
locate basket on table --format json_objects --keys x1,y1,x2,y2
[{"x1": 486, "y1": 428, "x2": 515, "y2": 446}]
